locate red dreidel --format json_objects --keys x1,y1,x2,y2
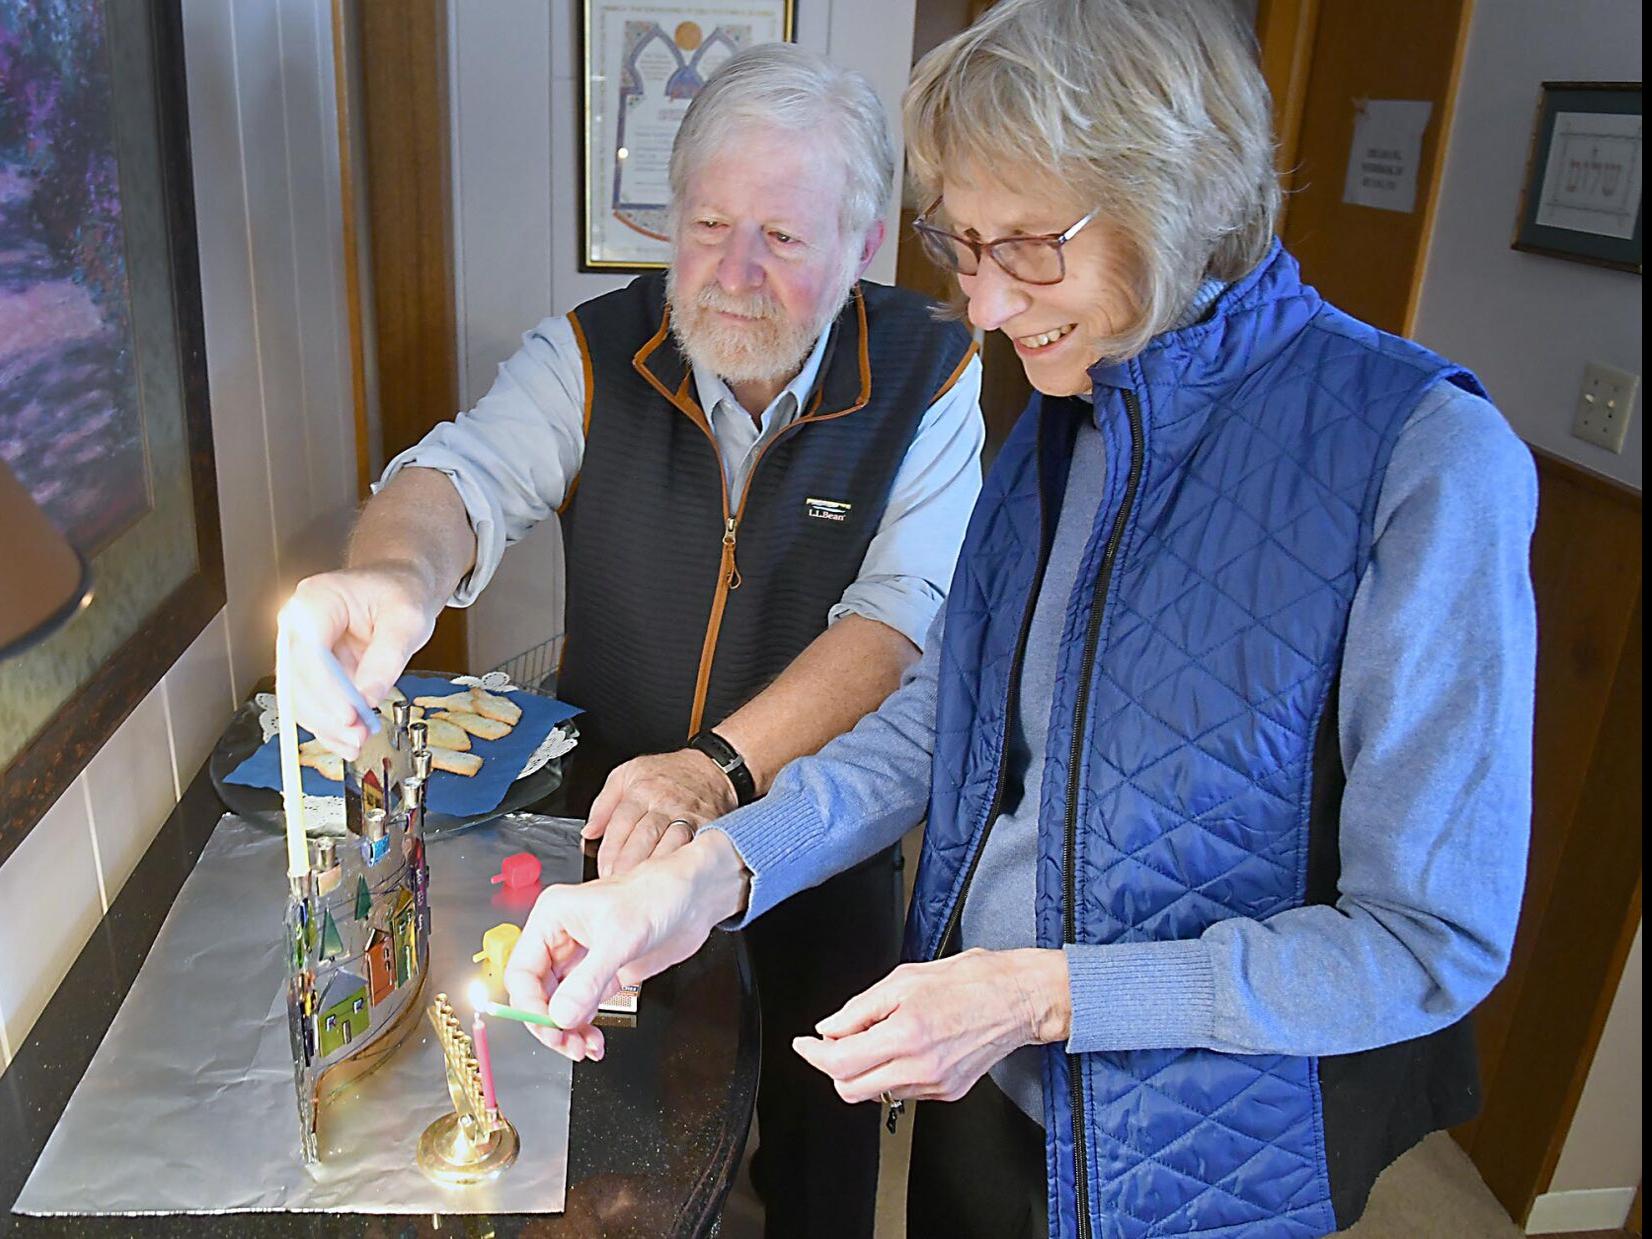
[{"x1": 491, "y1": 852, "x2": 541, "y2": 889}]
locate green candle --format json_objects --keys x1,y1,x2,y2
[{"x1": 482, "y1": 1000, "x2": 563, "y2": 1029}]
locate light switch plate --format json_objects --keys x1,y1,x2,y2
[{"x1": 1573, "y1": 361, "x2": 1638, "y2": 454}]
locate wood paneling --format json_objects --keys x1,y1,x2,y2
[
  {"x1": 1456, "y1": 450, "x2": 1643, "y2": 1226},
  {"x1": 1276, "y1": 0, "x2": 1472, "y2": 334},
  {"x1": 1255, "y1": 0, "x2": 1319, "y2": 231},
  {"x1": 357, "y1": 0, "x2": 467, "y2": 672}
]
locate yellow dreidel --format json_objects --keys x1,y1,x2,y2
[{"x1": 472, "y1": 923, "x2": 522, "y2": 985}]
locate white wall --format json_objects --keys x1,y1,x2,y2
[
  {"x1": 1412, "y1": 0, "x2": 1643, "y2": 490},
  {"x1": 447, "y1": 0, "x2": 918, "y2": 673},
  {"x1": 0, "y1": 0, "x2": 359, "y2": 1067},
  {"x1": 1533, "y1": 926, "x2": 1642, "y2": 1220}
]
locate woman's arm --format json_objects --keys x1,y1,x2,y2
[
  {"x1": 699, "y1": 607, "x2": 948, "y2": 925},
  {"x1": 1065, "y1": 382, "x2": 1539, "y2": 1057}
]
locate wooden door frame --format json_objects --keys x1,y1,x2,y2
[
  {"x1": 1255, "y1": 0, "x2": 1320, "y2": 233},
  {"x1": 343, "y1": 0, "x2": 468, "y2": 672}
]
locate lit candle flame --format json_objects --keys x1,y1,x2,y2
[{"x1": 468, "y1": 980, "x2": 489, "y2": 1014}]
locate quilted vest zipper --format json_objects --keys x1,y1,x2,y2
[
  {"x1": 1062, "y1": 389, "x2": 1144, "y2": 1239},
  {"x1": 932, "y1": 412, "x2": 1057, "y2": 963}
]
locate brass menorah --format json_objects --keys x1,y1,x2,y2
[{"x1": 415, "y1": 993, "x2": 519, "y2": 1185}]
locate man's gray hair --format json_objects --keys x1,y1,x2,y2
[
  {"x1": 670, "y1": 43, "x2": 895, "y2": 239},
  {"x1": 904, "y1": 0, "x2": 1280, "y2": 358}
]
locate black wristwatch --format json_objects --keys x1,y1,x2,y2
[{"x1": 688, "y1": 729, "x2": 757, "y2": 807}]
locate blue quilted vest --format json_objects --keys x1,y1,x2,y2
[{"x1": 907, "y1": 244, "x2": 1486, "y2": 1238}]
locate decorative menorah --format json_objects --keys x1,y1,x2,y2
[{"x1": 416, "y1": 993, "x2": 519, "y2": 1185}]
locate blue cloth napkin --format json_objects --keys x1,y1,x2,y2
[{"x1": 224, "y1": 674, "x2": 582, "y2": 817}]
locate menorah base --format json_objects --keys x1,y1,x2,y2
[{"x1": 416, "y1": 1112, "x2": 520, "y2": 1186}]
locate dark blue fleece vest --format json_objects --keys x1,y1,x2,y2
[{"x1": 907, "y1": 245, "x2": 1484, "y2": 1238}]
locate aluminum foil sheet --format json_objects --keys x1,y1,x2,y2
[{"x1": 16, "y1": 813, "x2": 581, "y2": 1216}]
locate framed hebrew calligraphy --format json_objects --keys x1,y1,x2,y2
[
  {"x1": 580, "y1": 0, "x2": 796, "y2": 270},
  {"x1": 1513, "y1": 82, "x2": 1642, "y2": 273}
]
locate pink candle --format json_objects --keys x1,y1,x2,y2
[{"x1": 472, "y1": 1012, "x2": 498, "y2": 1112}]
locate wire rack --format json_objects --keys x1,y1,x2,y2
[{"x1": 488, "y1": 633, "x2": 565, "y2": 694}]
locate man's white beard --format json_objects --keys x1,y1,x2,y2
[{"x1": 667, "y1": 256, "x2": 859, "y2": 388}]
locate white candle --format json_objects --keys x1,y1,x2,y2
[{"x1": 275, "y1": 625, "x2": 308, "y2": 879}]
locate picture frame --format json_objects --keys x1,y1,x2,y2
[
  {"x1": 579, "y1": 0, "x2": 797, "y2": 271},
  {"x1": 0, "y1": 0, "x2": 223, "y2": 867},
  {"x1": 1512, "y1": 81, "x2": 1642, "y2": 273}
]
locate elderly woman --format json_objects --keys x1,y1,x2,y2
[{"x1": 504, "y1": 1, "x2": 1537, "y2": 1235}]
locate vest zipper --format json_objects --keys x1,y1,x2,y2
[
  {"x1": 684, "y1": 406, "x2": 857, "y2": 736},
  {"x1": 1062, "y1": 389, "x2": 1144, "y2": 1239},
  {"x1": 933, "y1": 556, "x2": 1046, "y2": 960}
]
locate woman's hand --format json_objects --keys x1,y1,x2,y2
[
  {"x1": 501, "y1": 831, "x2": 751, "y2": 1061},
  {"x1": 791, "y1": 947, "x2": 1071, "y2": 1104}
]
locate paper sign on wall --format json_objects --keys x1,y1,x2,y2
[{"x1": 1342, "y1": 99, "x2": 1433, "y2": 214}]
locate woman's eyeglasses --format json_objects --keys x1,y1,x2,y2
[{"x1": 911, "y1": 197, "x2": 1100, "y2": 286}]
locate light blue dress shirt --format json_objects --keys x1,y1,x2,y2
[{"x1": 381, "y1": 309, "x2": 985, "y2": 651}]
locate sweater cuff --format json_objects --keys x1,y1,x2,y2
[
  {"x1": 698, "y1": 794, "x2": 828, "y2": 928},
  {"x1": 1064, "y1": 939, "x2": 1216, "y2": 1053}
]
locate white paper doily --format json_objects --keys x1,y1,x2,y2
[{"x1": 251, "y1": 672, "x2": 578, "y2": 832}]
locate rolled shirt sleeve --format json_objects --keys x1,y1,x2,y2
[
  {"x1": 376, "y1": 315, "x2": 587, "y2": 606},
  {"x1": 1065, "y1": 381, "x2": 1539, "y2": 1057},
  {"x1": 827, "y1": 353, "x2": 985, "y2": 650}
]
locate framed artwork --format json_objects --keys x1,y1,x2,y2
[
  {"x1": 1512, "y1": 81, "x2": 1642, "y2": 273},
  {"x1": 580, "y1": 0, "x2": 797, "y2": 271},
  {"x1": 0, "y1": 0, "x2": 222, "y2": 865}
]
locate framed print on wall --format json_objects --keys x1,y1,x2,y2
[
  {"x1": 1512, "y1": 81, "x2": 1642, "y2": 273},
  {"x1": 0, "y1": 0, "x2": 223, "y2": 865},
  {"x1": 580, "y1": 0, "x2": 797, "y2": 271}
]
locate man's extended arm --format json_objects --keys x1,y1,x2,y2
[
  {"x1": 345, "y1": 467, "x2": 477, "y2": 604},
  {"x1": 284, "y1": 468, "x2": 478, "y2": 757},
  {"x1": 284, "y1": 317, "x2": 585, "y2": 755},
  {"x1": 586, "y1": 614, "x2": 919, "y2": 875},
  {"x1": 718, "y1": 614, "x2": 917, "y2": 793}
]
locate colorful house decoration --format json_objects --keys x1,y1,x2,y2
[
  {"x1": 283, "y1": 705, "x2": 433, "y2": 1165},
  {"x1": 392, "y1": 887, "x2": 418, "y2": 987},
  {"x1": 365, "y1": 929, "x2": 396, "y2": 1005},
  {"x1": 317, "y1": 971, "x2": 369, "y2": 1056}
]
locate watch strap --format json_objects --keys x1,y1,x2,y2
[{"x1": 688, "y1": 729, "x2": 756, "y2": 807}]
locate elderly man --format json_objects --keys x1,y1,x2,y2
[{"x1": 286, "y1": 43, "x2": 982, "y2": 1238}]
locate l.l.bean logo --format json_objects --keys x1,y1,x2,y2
[{"x1": 805, "y1": 497, "x2": 852, "y2": 523}]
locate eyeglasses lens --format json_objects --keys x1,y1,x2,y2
[
  {"x1": 918, "y1": 226, "x2": 976, "y2": 275},
  {"x1": 916, "y1": 223, "x2": 1065, "y2": 286},
  {"x1": 995, "y1": 239, "x2": 1064, "y2": 284}
]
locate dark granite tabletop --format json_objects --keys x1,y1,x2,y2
[{"x1": 1, "y1": 736, "x2": 759, "y2": 1238}]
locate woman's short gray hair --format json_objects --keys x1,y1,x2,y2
[
  {"x1": 904, "y1": 0, "x2": 1280, "y2": 358},
  {"x1": 670, "y1": 43, "x2": 895, "y2": 240}
]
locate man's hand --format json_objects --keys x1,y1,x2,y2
[
  {"x1": 282, "y1": 563, "x2": 441, "y2": 759},
  {"x1": 501, "y1": 832, "x2": 751, "y2": 1060},
  {"x1": 790, "y1": 948, "x2": 1071, "y2": 1104},
  {"x1": 582, "y1": 749, "x2": 739, "y2": 878}
]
